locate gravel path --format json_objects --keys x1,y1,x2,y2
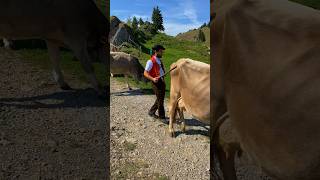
[
  {"x1": 0, "y1": 48, "x2": 108, "y2": 179},
  {"x1": 110, "y1": 79, "x2": 210, "y2": 180}
]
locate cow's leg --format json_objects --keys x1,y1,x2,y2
[
  {"x1": 168, "y1": 95, "x2": 179, "y2": 137},
  {"x1": 46, "y1": 40, "x2": 71, "y2": 90},
  {"x1": 125, "y1": 75, "x2": 132, "y2": 90},
  {"x1": 178, "y1": 108, "x2": 186, "y2": 132},
  {"x1": 216, "y1": 141, "x2": 239, "y2": 180},
  {"x1": 168, "y1": 105, "x2": 176, "y2": 137},
  {"x1": 68, "y1": 42, "x2": 105, "y2": 97},
  {"x1": 214, "y1": 114, "x2": 238, "y2": 180},
  {"x1": 209, "y1": 98, "x2": 227, "y2": 179}
]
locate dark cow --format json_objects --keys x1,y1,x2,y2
[{"x1": 0, "y1": 0, "x2": 108, "y2": 97}]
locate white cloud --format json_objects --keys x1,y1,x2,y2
[
  {"x1": 181, "y1": 0, "x2": 200, "y2": 24},
  {"x1": 163, "y1": 0, "x2": 200, "y2": 23},
  {"x1": 162, "y1": 0, "x2": 202, "y2": 36},
  {"x1": 164, "y1": 22, "x2": 202, "y2": 36}
]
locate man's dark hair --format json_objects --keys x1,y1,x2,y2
[{"x1": 152, "y1": 44, "x2": 165, "y2": 51}]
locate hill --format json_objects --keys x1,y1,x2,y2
[{"x1": 176, "y1": 26, "x2": 210, "y2": 47}]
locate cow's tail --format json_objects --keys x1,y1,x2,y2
[
  {"x1": 169, "y1": 63, "x2": 178, "y2": 76},
  {"x1": 211, "y1": 112, "x2": 229, "y2": 180}
]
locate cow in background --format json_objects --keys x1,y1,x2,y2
[{"x1": 110, "y1": 51, "x2": 147, "y2": 90}]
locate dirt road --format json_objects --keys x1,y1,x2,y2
[{"x1": 0, "y1": 48, "x2": 108, "y2": 179}]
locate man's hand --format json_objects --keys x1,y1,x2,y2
[{"x1": 153, "y1": 77, "x2": 160, "y2": 83}]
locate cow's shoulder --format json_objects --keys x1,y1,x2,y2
[
  {"x1": 111, "y1": 51, "x2": 140, "y2": 63},
  {"x1": 179, "y1": 59, "x2": 209, "y2": 72},
  {"x1": 171, "y1": 59, "x2": 209, "y2": 77}
]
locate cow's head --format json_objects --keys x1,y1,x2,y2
[{"x1": 132, "y1": 56, "x2": 148, "y2": 83}]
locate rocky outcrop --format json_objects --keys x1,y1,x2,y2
[
  {"x1": 109, "y1": 16, "x2": 134, "y2": 46},
  {"x1": 109, "y1": 16, "x2": 121, "y2": 39}
]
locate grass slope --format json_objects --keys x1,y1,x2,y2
[{"x1": 176, "y1": 27, "x2": 210, "y2": 47}]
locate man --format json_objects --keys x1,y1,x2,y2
[{"x1": 144, "y1": 44, "x2": 166, "y2": 120}]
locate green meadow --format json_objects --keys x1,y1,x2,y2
[{"x1": 17, "y1": 49, "x2": 107, "y2": 87}]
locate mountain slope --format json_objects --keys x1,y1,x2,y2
[{"x1": 176, "y1": 27, "x2": 210, "y2": 47}]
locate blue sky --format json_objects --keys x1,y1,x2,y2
[{"x1": 110, "y1": 0, "x2": 210, "y2": 36}]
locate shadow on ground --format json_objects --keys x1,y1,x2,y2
[
  {"x1": 174, "y1": 118, "x2": 209, "y2": 137},
  {"x1": 0, "y1": 88, "x2": 107, "y2": 109},
  {"x1": 111, "y1": 88, "x2": 153, "y2": 96},
  {"x1": 111, "y1": 88, "x2": 169, "y2": 97}
]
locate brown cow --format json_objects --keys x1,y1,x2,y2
[
  {"x1": 212, "y1": 0, "x2": 320, "y2": 179},
  {"x1": 0, "y1": 0, "x2": 108, "y2": 97},
  {"x1": 110, "y1": 51, "x2": 147, "y2": 90},
  {"x1": 168, "y1": 59, "x2": 210, "y2": 137}
]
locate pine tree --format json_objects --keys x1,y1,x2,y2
[
  {"x1": 132, "y1": 16, "x2": 138, "y2": 30},
  {"x1": 126, "y1": 17, "x2": 132, "y2": 26},
  {"x1": 151, "y1": 6, "x2": 165, "y2": 32},
  {"x1": 200, "y1": 23, "x2": 207, "y2": 28},
  {"x1": 198, "y1": 29, "x2": 206, "y2": 42},
  {"x1": 139, "y1": 18, "x2": 144, "y2": 26}
]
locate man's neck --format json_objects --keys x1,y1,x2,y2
[{"x1": 154, "y1": 54, "x2": 161, "y2": 59}]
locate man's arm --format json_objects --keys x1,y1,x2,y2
[
  {"x1": 144, "y1": 70, "x2": 158, "y2": 83},
  {"x1": 144, "y1": 60, "x2": 159, "y2": 83}
]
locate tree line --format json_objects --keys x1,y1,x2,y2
[{"x1": 126, "y1": 6, "x2": 164, "y2": 42}]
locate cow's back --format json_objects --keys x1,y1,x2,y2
[
  {"x1": 0, "y1": 0, "x2": 107, "y2": 40},
  {"x1": 110, "y1": 52, "x2": 143, "y2": 75}
]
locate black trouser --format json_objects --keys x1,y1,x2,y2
[{"x1": 149, "y1": 78, "x2": 166, "y2": 118}]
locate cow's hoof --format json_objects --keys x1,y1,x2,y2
[
  {"x1": 60, "y1": 83, "x2": 72, "y2": 90},
  {"x1": 169, "y1": 131, "x2": 175, "y2": 138},
  {"x1": 181, "y1": 124, "x2": 186, "y2": 132}
]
